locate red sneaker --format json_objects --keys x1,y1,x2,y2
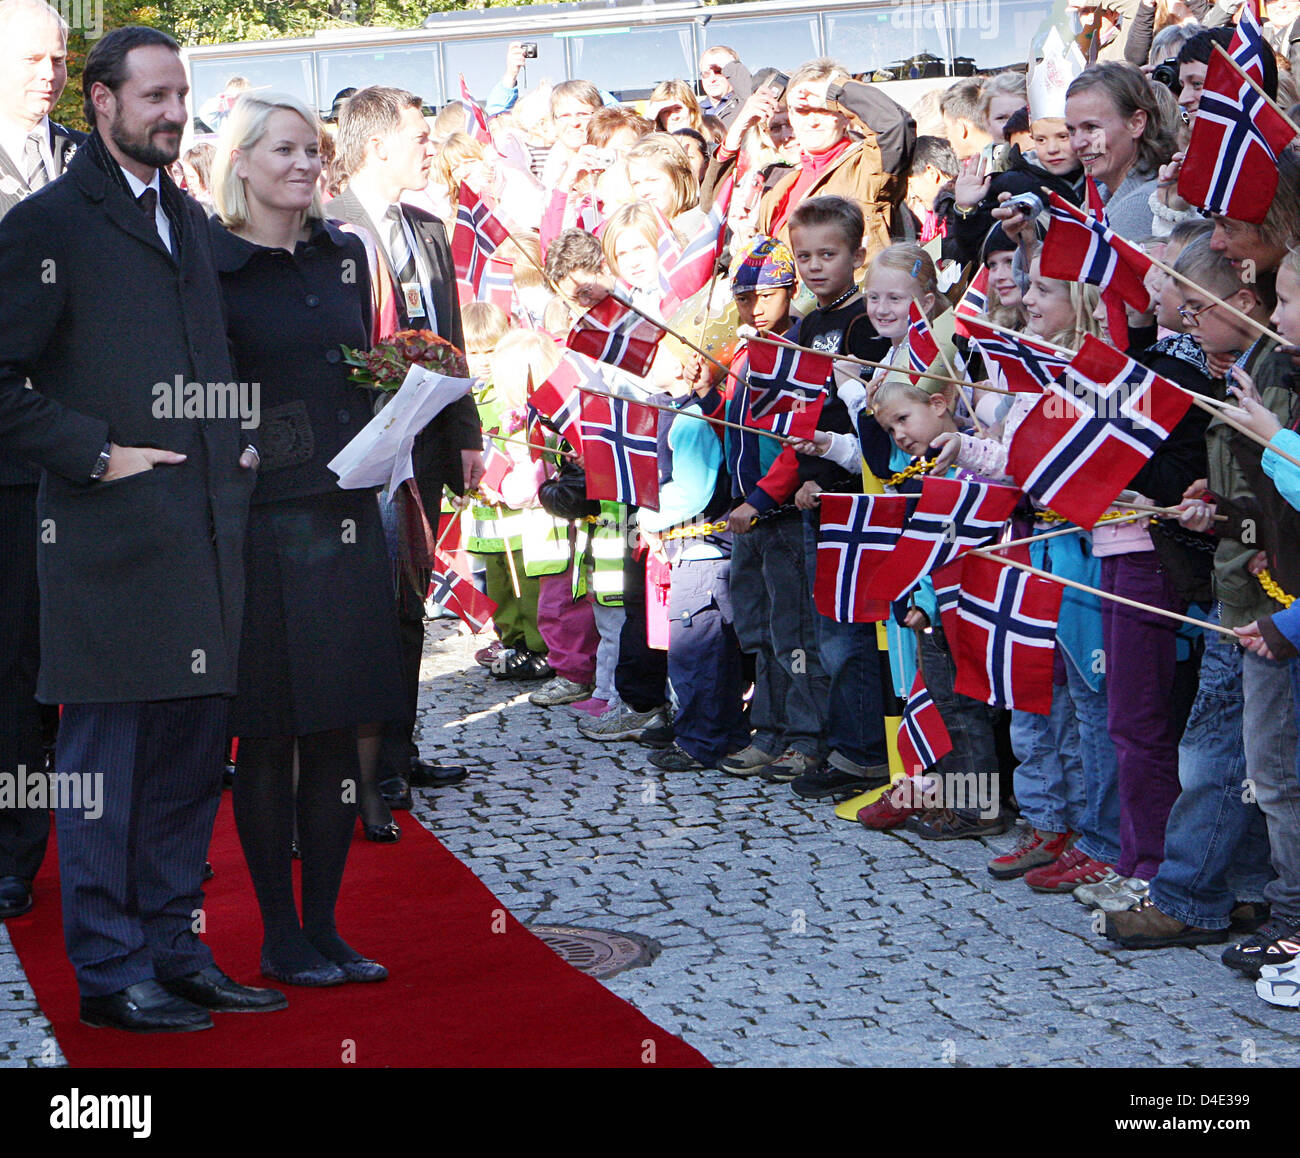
[
  {"x1": 988, "y1": 827, "x2": 1074, "y2": 881},
  {"x1": 856, "y1": 781, "x2": 919, "y2": 830},
  {"x1": 1023, "y1": 846, "x2": 1114, "y2": 893}
]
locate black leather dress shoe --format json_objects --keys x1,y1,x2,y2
[
  {"x1": 408, "y1": 758, "x2": 469, "y2": 787},
  {"x1": 363, "y1": 819, "x2": 401, "y2": 843},
  {"x1": 377, "y1": 774, "x2": 413, "y2": 810},
  {"x1": 160, "y1": 965, "x2": 288, "y2": 1012},
  {"x1": 0, "y1": 875, "x2": 33, "y2": 920},
  {"x1": 80, "y1": 979, "x2": 212, "y2": 1033},
  {"x1": 337, "y1": 956, "x2": 389, "y2": 983}
]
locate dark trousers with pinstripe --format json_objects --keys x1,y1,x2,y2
[{"x1": 55, "y1": 696, "x2": 227, "y2": 997}]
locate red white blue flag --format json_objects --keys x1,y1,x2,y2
[
  {"x1": 431, "y1": 549, "x2": 498, "y2": 633},
  {"x1": 953, "y1": 265, "x2": 989, "y2": 339},
  {"x1": 480, "y1": 433, "x2": 513, "y2": 493},
  {"x1": 451, "y1": 183, "x2": 511, "y2": 309},
  {"x1": 744, "y1": 335, "x2": 833, "y2": 421},
  {"x1": 1230, "y1": 0, "x2": 1268, "y2": 87},
  {"x1": 906, "y1": 301, "x2": 941, "y2": 385},
  {"x1": 660, "y1": 172, "x2": 735, "y2": 314},
  {"x1": 1040, "y1": 190, "x2": 1152, "y2": 313},
  {"x1": 813, "y1": 493, "x2": 907, "y2": 622},
  {"x1": 528, "y1": 351, "x2": 593, "y2": 451},
  {"x1": 952, "y1": 548, "x2": 1062, "y2": 715},
  {"x1": 458, "y1": 74, "x2": 493, "y2": 145},
  {"x1": 863, "y1": 476, "x2": 1021, "y2": 603},
  {"x1": 1178, "y1": 46, "x2": 1296, "y2": 224},
  {"x1": 581, "y1": 391, "x2": 660, "y2": 509},
  {"x1": 962, "y1": 318, "x2": 1067, "y2": 393},
  {"x1": 566, "y1": 295, "x2": 663, "y2": 378},
  {"x1": 1006, "y1": 333, "x2": 1193, "y2": 528},
  {"x1": 897, "y1": 671, "x2": 953, "y2": 773}
]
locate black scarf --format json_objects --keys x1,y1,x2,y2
[{"x1": 84, "y1": 128, "x2": 184, "y2": 253}]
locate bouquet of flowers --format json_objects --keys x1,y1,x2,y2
[{"x1": 341, "y1": 329, "x2": 469, "y2": 391}]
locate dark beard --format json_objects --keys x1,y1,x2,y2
[{"x1": 109, "y1": 109, "x2": 183, "y2": 169}]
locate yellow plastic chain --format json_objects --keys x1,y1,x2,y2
[
  {"x1": 1258, "y1": 568, "x2": 1297, "y2": 608},
  {"x1": 660, "y1": 519, "x2": 735, "y2": 541},
  {"x1": 884, "y1": 458, "x2": 935, "y2": 488}
]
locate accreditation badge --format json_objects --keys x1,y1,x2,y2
[{"x1": 402, "y1": 282, "x2": 426, "y2": 319}]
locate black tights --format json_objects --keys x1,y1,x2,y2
[{"x1": 233, "y1": 728, "x2": 364, "y2": 972}]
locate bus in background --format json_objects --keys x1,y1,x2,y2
[{"x1": 183, "y1": 0, "x2": 1039, "y2": 132}]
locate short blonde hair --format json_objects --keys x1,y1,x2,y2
[
  {"x1": 213, "y1": 92, "x2": 325, "y2": 228},
  {"x1": 493, "y1": 329, "x2": 562, "y2": 410},
  {"x1": 649, "y1": 79, "x2": 705, "y2": 135},
  {"x1": 623, "y1": 133, "x2": 699, "y2": 219},
  {"x1": 433, "y1": 131, "x2": 485, "y2": 207},
  {"x1": 867, "y1": 242, "x2": 940, "y2": 313},
  {"x1": 462, "y1": 301, "x2": 510, "y2": 352}
]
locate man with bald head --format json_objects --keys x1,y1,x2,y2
[{"x1": 0, "y1": 0, "x2": 81, "y2": 925}]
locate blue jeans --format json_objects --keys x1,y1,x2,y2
[
  {"x1": 1063, "y1": 646, "x2": 1121, "y2": 866},
  {"x1": 1010, "y1": 655, "x2": 1087, "y2": 834},
  {"x1": 1150, "y1": 619, "x2": 1273, "y2": 929},
  {"x1": 802, "y1": 512, "x2": 887, "y2": 771}
]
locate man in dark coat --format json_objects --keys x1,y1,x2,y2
[
  {"x1": 0, "y1": 25, "x2": 285, "y2": 1031},
  {"x1": 0, "y1": 0, "x2": 81, "y2": 925},
  {"x1": 328, "y1": 86, "x2": 482, "y2": 810}
]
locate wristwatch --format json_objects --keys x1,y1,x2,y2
[{"x1": 89, "y1": 440, "x2": 111, "y2": 482}]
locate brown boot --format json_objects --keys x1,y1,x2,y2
[{"x1": 1103, "y1": 898, "x2": 1228, "y2": 949}]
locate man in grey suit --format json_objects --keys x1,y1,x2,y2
[
  {"x1": 0, "y1": 0, "x2": 81, "y2": 924},
  {"x1": 327, "y1": 87, "x2": 482, "y2": 820}
]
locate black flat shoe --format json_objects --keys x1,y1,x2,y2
[
  {"x1": 337, "y1": 957, "x2": 388, "y2": 983},
  {"x1": 363, "y1": 820, "x2": 400, "y2": 843},
  {"x1": 160, "y1": 965, "x2": 288, "y2": 1012},
  {"x1": 80, "y1": 979, "x2": 212, "y2": 1033},
  {"x1": 259, "y1": 958, "x2": 347, "y2": 987},
  {"x1": 377, "y1": 774, "x2": 413, "y2": 810},
  {"x1": 0, "y1": 875, "x2": 33, "y2": 920},
  {"x1": 408, "y1": 758, "x2": 468, "y2": 787}
]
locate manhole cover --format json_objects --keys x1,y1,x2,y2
[{"x1": 527, "y1": 925, "x2": 660, "y2": 979}]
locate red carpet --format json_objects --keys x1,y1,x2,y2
[{"x1": 6, "y1": 798, "x2": 709, "y2": 1068}]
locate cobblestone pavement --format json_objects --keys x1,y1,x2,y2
[{"x1": 3, "y1": 617, "x2": 1300, "y2": 1068}]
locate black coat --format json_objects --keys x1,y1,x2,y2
[
  {"x1": 0, "y1": 120, "x2": 84, "y2": 488},
  {"x1": 325, "y1": 187, "x2": 480, "y2": 500},
  {"x1": 0, "y1": 138, "x2": 254, "y2": 704}
]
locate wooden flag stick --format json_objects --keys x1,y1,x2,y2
[
  {"x1": 984, "y1": 509, "x2": 1152, "y2": 553},
  {"x1": 1187, "y1": 393, "x2": 1300, "y2": 471},
  {"x1": 573, "y1": 383, "x2": 796, "y2": 445},
  {"x1": 973, "y1": 318, "x2": 1075, "y2": 358},
  {"x1": 486, "y1": 430, "x2": 579, "y2": 460},
  {"x1": 495, "y1": 505, "x2": 522, "y2": 598},
  {"x1": 967, "y1": 547, "x2": 1240, "y2": 637},
  {"x1": 434, "y1": 507, "x2": 461, "y2": 552}
]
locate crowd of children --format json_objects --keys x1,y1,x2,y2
[{"x1": 405, "y1": 13, "x2": 1300, "y2": 1014}]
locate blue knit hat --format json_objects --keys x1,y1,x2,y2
[{"x1": 730, "y1": 235, "x2": 796, "y2": 295}]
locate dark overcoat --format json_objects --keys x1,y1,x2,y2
[{"x1": 0, "y1": 142, "x2": 254, "y2": 704}]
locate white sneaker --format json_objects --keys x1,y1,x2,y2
[
  {"x1": 576, "y1": 702, "x2": 670, "y2": 741},
  {"x1": 528, "y1": 676, "x2": 594, "y2": 707},
  {"x1": 1256, "y1": 959, "x2": 1300, "y2": 1006},
  {"x1": 1072, "y1": 869, "x2": 1126, "y2": 908},
  {"x1": 1097, "y1": 878, "x2": 1150, "y2": 913}
]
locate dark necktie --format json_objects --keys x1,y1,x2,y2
[
  {"x1": 384, "y1": 203, "x2": 419, "y2": 288},
  {"x1": 137, "y1": 186, "x2": 157, "y2": 218},
  {"x1": 23, "y1": 132, "x2": 47, "y2": 191}
]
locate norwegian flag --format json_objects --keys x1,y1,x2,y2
[
  {"x1": 458, "y1": 74, "x2": 493, "y2": 145},
  {"x1": 660, "y1": 173, "x2": 735, "y2": 314},
  {"x1": 479, "y1": 256, "x2": 515, "y2": 313},
  {"x1": 430, "y1": 549, "x2": 498, "y2": 634},
  {"x1": 952, "y1": 549, "x2": 1063, "y2": 715},
  {"x1": 963, "y1": 318, "x2": 1067, "y2": 393},
  {"x1": 1040, "y1": 191, "x2": 1152, "y2": 314},
  {"x1": 813, "y1": 493, "x2": 907, "y2": 622},
  {"x1": 451, "y1": 183, "x2": 511, "y2": 309},
  {"x1": 897, "y1": 672, "x2": 954, "y2": 774},
  {"x1": 480, "y1": 434, "x2": 513, "y2": 493},
  {"x1": 653, "y1": 204, "x2": 685, "y2": 305},
  {"x1": 932, "y1": 556, "x2": 965, "y2": 645},
  {"x1": 528, "y1": 352, "x2": 592, "y2": 450},
  {"x1": 907, "y1": 301, "x2": 941, "y2": 386},
  {"x1": 1230, "y1": 0, "x2": 1268, "y2": 87},
  {"x1": 1081, "y1": 179, "x2": 1134, "y2": 351},
  {"x1": 566, "y1": 294, "x2": 663, "y2": 378},
  {"x1": 581, "y1": 391, "x2": 660, "y2": 509},
  {"x1": 1177, "y1": 47, "x2": 1296, "y2": 224},
  {"x1": 744, "y1": 336, "x2": 833, "y2": 421},
  {"x1": 953, "y1": 265, "x2": 989, "y2": 339},
  {"x1": 1006, "y1": 333, "x2": 1194, "y2": 528},
  {"x1": 863, "y1": 476, "x2": 1022, "y2": 603}
]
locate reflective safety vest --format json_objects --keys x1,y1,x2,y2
[
  {"x1": 521, "y1": 506, "x2": 571, "y2": 576},
  {"x1": 578, "y1": 500, "x2": 628, "y2": 606},
  {"x1": 467, "y1": 499, "x2": 526, "y2": 554}
]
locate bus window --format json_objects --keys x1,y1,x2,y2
[
  {"x1": 441, "y1": 34, "x2": 566, "y2": 105},
  {"x1": 948, "y1": 0, "x2": 1040, "y2": 73},
  {"x1": 190, "y1": 53, "x2": 315, "y2": 133},
  {"x1": 823, "y1": 8, "x2": 945, "y2": 80},
  {"x1": 562, "y1": 24, "x2": 695, "y2": 101},
  {"x1": 317, "y1": 44, "x2": 443, "y2": 115},
  {"x1": 701, "y1": 14, "x2": 820, "y2": 77}
]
